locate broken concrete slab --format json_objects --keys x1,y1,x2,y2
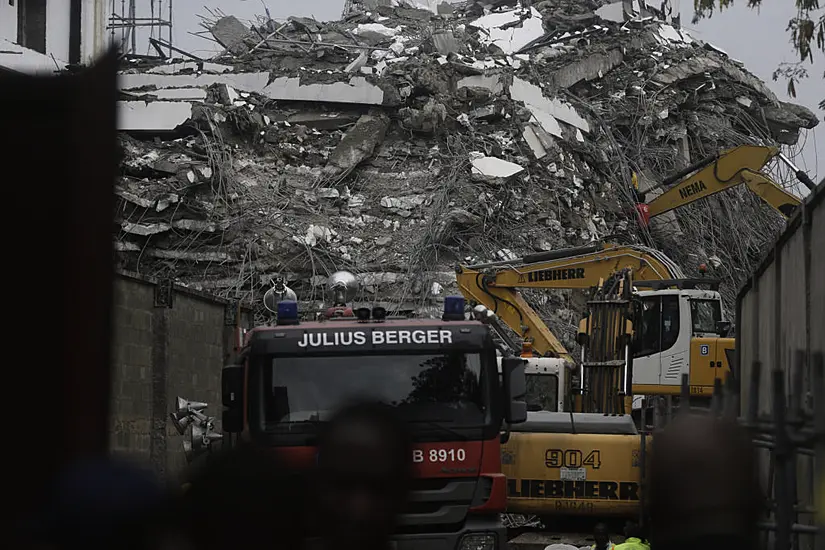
[
  {"x1": 522, "y1": 125, "x2": 547, "y2": 159},
  {"x1": 470, "y1": 153, "x2": 525, "y2": 180},
  {"x1": 400, "y1": 99, "x2": 448, "y2": 133},
  {"x1": 210, "y1": 16, "x2": 255, "y2": 56},
  {"x1": 287, "y1": 112, "x2": 361, "y2": 130},
  {"x1": 395, "y1": 0, "x2": 459, "y2": 13},
  {"x1": 510, "y1": 77, "x2": 590, "y2": 136},
  {"x1": 345, "y1": 52, "x2": 369, "y2": 73},
  {"x1": 354, "y1": 23, "x2": 401, "y2": 42},
  {"x1": 151, "y1": 88, "x2": 209, "y2": 101},
  {"x1": 595, "y1": 1, "x2": 625, "y2": 23},
  {"x1": 458, "y1": 75, "x2": 504, "y2": 94},
  {"x1": 324, "y1": 113, "x2": 391, "y2": 176},
  {"x1": 380, "y1": 194, "x2": 428, "y2": 210},
  {"x1": 471, "y1": 104, "x2": 504, "y2": 121},
  {"x1": 216, "y1": 84, "x2": 240, "y2": 105},
  {"x1": 432, "y1": 30, "x2": 460, "y2": 54},
  {"x1": 119, "y1": 72, "x2": 271, "y2": 94},
  {"x1": 264, "y1": 76, "x2": 385, "y2": 105},
  {"x1": 120, "y1": 72, "x2": 385, "y2": 106},
  {"x1": 546, "y1": 49, "x2": 623, "y2": 89},
  {"x1": 118, "y1": 101, "x2": 193, "y2": 131},
  {"x1": 469, "y1": 6, "x2": 546, "y2": 54},
  {"x1": 762, "y1": 101, "x2": 820, "y2": 144},
  {"x1": 147, "y1": 62, "x2": 233, "y2": 74},
  {"x1": 652, "y1": 56, "x2": 722, "y2": 86},
  {"x1": 288, "y1": 16, "x2": 324, "y2": 34},
  {"x1": 121, "y1": 222, "x2": 171, "y2": 236}
]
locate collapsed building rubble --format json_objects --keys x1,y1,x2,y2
[{"x1": 114, "y1": 0, "x2": 818, "y2": 341}]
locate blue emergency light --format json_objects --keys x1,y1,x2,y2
[
  {"x1": 276, "y1": 300, "x2": 299, "y2": 326},
  {"x1": 442, "y1": 296, "x2": 466, "y2": 321}
]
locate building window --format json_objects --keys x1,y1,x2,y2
[{"x1": 17, "y1": 0, "x2": 47, "y2": 55}]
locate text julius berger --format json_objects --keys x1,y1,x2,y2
[{"x1": 297, "y1": 329, "x2": 454, "y2": 348}]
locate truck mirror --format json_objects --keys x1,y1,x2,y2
[
  {"x1": 221, "y1": 365, "x2": 244, "y2": 433},
  {"x1": 502, "y1": 356, "x2": 527, "y2": 424}
]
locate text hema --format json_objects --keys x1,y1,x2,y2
[{"x1": 297, "y1": 329, "x2": 454, "y2": 348}]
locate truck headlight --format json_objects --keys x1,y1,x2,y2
[{"x1": 458, "y1": 533, "x2": 497, "y2": 550}]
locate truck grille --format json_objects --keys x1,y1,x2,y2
[{"x1": 396, "y1": 477, "x2": 482, "y2": 534}]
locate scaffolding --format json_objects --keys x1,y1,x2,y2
[{"x1": 107, "y1": 0, "x2": 173, "y2": 58}]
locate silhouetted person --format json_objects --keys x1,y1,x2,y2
[
  {"x1": 315, "y1": 401, "x2": 413, "y2": 550},
  {"x1": 614, "y1": 521, "x2": 648, "y2": 550},
  {"x1": 648, "y1": 415, "x2": 761, "y2": 550},
  {"x1": 175, "y1": 444, "x2": 308, "y2": 550},
  {"x1": 589, "y1": 522, "x2": 615, "y2": 550},
  {"x1": 34, "y1": 457, "x2": 165, "y2": 550}
]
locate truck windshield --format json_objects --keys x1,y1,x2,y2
[
  {"x1": 263, "y1": 352, "x2": 486, "y2": 428},
  {"x1": 690, "y1": 299, "x2": 722, "y2": 334}
]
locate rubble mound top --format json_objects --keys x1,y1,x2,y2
[{"x1": 115, "y1": 0, "x2": 817, "y2": 333}]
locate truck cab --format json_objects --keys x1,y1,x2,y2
[{"x1": 222, "y1": 294, "x2": 527, "y2": 550}]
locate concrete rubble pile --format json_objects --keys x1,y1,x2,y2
[{"x1": 115, "y1": 0, "x2": 818, "y2": 333}]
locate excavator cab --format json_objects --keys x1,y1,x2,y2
[
  {"x1": 574, "y1": 275, "x2": 733, "y2": 400},
  {"x1": 628, "y1": 279, "x2": 733, "y2": 397},
  {"x1": 498, "y1": 356, "x2": 573, "y2": 413}
]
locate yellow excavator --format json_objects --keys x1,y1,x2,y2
[
  {"x1": 635, "y1": 144, "x2": 814, "y2": 222},
  {"x1": 496, "y1": 269, "x2": 660, "y2": 520},
  {"x1": 457, "y1": 242, "x2": 733, "y2": 397},
  {"x1": 459, "y1": 243, "x2": 735, "y2": 520},
  {"x1": 472, "y1": 146, "x2": 813, "y2": 524}
]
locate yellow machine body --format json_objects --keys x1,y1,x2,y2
[{"x1": 502, "y1": 430, "x2": 651, "y2": 517}]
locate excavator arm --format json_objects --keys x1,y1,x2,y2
[
  {"x1": 645, "y1": 144, "x2": 810, "y2": 219},
  {"x1": 455, "y1": 243, "x2": 684, "y2": 362}
]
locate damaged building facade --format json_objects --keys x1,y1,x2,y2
[
  {"x1": 114, "y1": 0, "x2": 817, "y2": 347},
  {"x1": 0, "y1": 0, "x2": 110, "y2": 73}
]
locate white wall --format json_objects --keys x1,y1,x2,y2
[
  {"x1": 0, "y1": 1, "x2": 17, "y2": 43},
  {"x1": 46, "y1": 0, "x2": 71, "y2": 63},
  {"x1": 81, "y1": 0, "x2": 111, "y2": 63}
]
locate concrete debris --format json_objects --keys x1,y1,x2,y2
[
  {"x1": 469, "y1": 6, "x2": 546, "y2": 54},
  {"x1": 400, "y1": 99, "x2": 448, "y2": 132},
  {"x1": 146, "y1": 61, "x2": 233, "y2": 74},
  {"x1": 355, "y1": 23, "x2": 402, "y2": 41},
  {"x1": 324, "y1": 113, "x2": 391, "y2": 177},
  {"x1": 209, "y1": 16, "x2": 256, "y2": 56},
  {"x1": 470, "y1": 153, "x2": 525, "y2": 180},
  {"x1": 522, "y1": 125, "x2": 547, "y2": 159},
  {"x1": 112, "y1": 0, "x2": 818, "y2": 321},
  {"x1": 118, "y1": 101, "x2": 193, "y2": 131},
  {"x1": 432, "y1": 30, "x2": 461, "y2": 54},
  {"x1": 510, "y1": 77, "x2": 589, "y2": 137}
]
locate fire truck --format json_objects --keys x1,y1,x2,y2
[{"x1": 219, "y1": 272, "x2": 528, "y2": 550}]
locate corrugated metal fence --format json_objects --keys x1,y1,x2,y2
[{"x1": 735, "y1": 180, "x2": 824, "y2": 550}]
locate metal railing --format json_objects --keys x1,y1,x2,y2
[{"x1": 638, "y1": 352, "x2": 823, "y2": 550}]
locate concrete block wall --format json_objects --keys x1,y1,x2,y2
[{"x1": 109, "y1": 271, "x2": 253, "y2": 480}]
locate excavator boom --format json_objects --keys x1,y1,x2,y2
[
  {"x1": 646, "y1": 144, "x2": 803, "y2": 219},
  {"x1": 455, "y1": 243, "x2": 684, "y2": 361}
]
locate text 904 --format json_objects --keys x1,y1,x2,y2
[{"x1": 413, "y1": 448, "x2": 467, "y2": 463}]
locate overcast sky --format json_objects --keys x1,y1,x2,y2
[{"x1": 145, "y1": 0, "x2": 822, "y2": 181}]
